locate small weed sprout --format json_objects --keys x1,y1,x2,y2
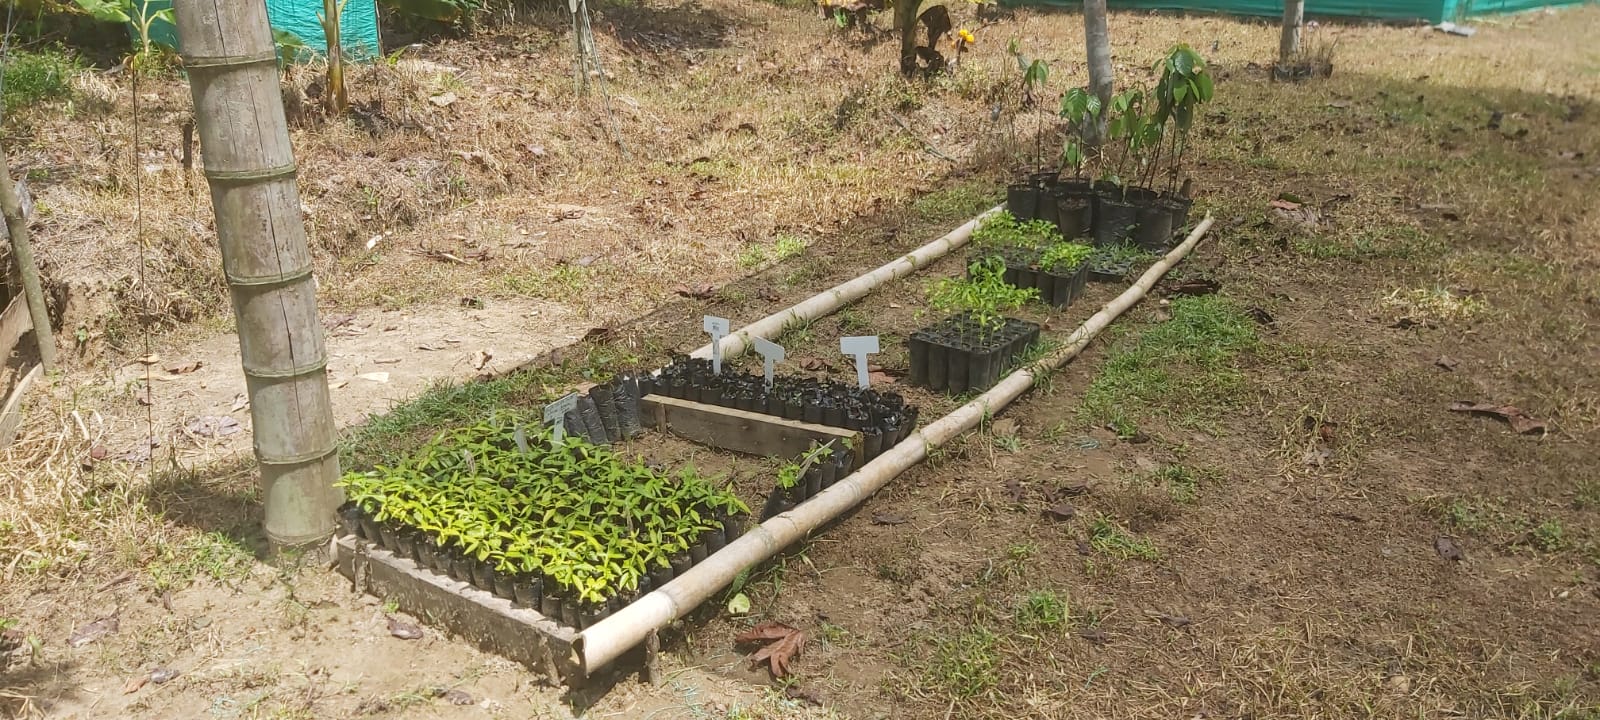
[
  {"x1": 1089, "y1": 515, "x2": 1160, "y2": 561},
  {"x1": 1014, "y1": 590, "x2": 1070, "y2": 633},
  {"x1": 1531, "y1": 520, "x2": 1566, "y2": 552}
]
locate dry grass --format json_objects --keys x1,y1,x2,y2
[{"x1": 3, "y1": 2, "x2": 1600, "y2": 719}]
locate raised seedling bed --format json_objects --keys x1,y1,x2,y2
[{"x1": 907, "y1": 311, "x2": 1041, "y2": 394}]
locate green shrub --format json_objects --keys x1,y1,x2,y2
[{"x1": 1, "y1": 48, "x2": 79, "y2": 115}]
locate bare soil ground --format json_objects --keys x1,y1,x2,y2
[{"x1": 5, "y1": 2, "x2": 1600, "y2": 719}]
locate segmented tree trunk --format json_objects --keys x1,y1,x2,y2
[
  {"x1": 1083, "y1": 0, "x2": 1114, "y2": 147},
  {"x1": 176, "y1": 0, "x2": 342, "y2": 553},
  {"x1": 1280, "y1": 0, "x2": 1304, "y2": 64},
  {"x1": 322, "y1": 0, "x2": 348, "y2": 115},
  {"x1": 0, "y1": 144, "x2": 55, "y2": 370}
]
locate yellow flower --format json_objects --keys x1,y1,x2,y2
[{"x1": 958, "y1": 28, "x2": 975, "y2": 45}]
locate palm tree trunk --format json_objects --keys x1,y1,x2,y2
[
  {"x1": 1083, "y1": 0, "x2": 1113, "y2": 147},
  {"x1": 895, "y1": 0, "x2": 922, "y2": 76}
]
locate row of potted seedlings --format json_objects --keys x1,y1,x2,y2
[
  {"x1": 650, "y1": 356, "x2": 920, "y2": 460},
  {"x1": 336, "y1": 412, "x2": 750, "y2": 630},
  {"x1": 908, "y1": 256, "x2": 1043, "y2": 394},
  {"x1": 1008, "y1": 44, "x2": 1215, "y2": 251},
  {"x1": 760, "y1": 440, "x2": 856, "y2": 520},
  {"x1": 966, "y1": 211, "x2": 1093, "y2": 308}
]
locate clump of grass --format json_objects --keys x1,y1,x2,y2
[
  {"x1": 911, "y1": 182, "x2": 1000, "y2": 225},
  {"x1": 1089, "y1": 515, "x2": 1160, "y2": 561},
  {"x1": 1081, "y1": 295, "x2": 1260, "y2": 431},
  {"x1": 2, "y1": 48, "x2": 79, "y2": 115},
  {"x1": 1530, "y1": 520, "x2": 1566, "y2": 553},
  {"x1": 502, "y1": 264, "x2": 591, "y2": 299},
  {"x1": 916, "y1": 628, "x2": 999, "y2": 700},
  {"x1": 1380, "y1": 286, "x2": 1486, "y2": 323},
  {"x1": 1576, "y1": 480, "x2": 1600, "y2": 511},
  {"x1": 147, "y1": 531, "x2": 256, "y2": 591},
  {"x1": 1013, "y1": 590, "x2": 1071, "y2": 633},
  {"x1": 1151, "y1": 464, "x2": 1218, "y2": 504},
  {"x1": 1440, "y1": 497, "x2": 1508, "y2": 533}
]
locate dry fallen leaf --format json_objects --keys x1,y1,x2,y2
[
  {"x1": 184, "y1": 415, "x2": 242, "y2": 439},
  {"x1": 1042, "y1": 503, "x2": 1076, "y2": 521},
  {"x1": 136, "y1": 354, "x2": 160, "y2": 365},
  {"x1": 428, "y1": 92, "x2": 458, "y2": 107},
  {"x1": 1448, "y1": 401, "x2": 1547, "y2": 435},
  {"x1": 387, "y1": 616, "x2": 423, "y2": 640},
  {"x1": 441, "y1": 689, "x2": 473, "y2": 705},
  {"x1": 357, "y1": 372, "x2": 391, "y2": 384},
  {"x1": 121, "y1": 675, "x2": 149, "y2": 694},
  {"x1": 734, "y1": 622, "x2": 806, "y2": 678},
  {"x1": 470, "y1": 349, "x2": 493, "y2": 372},
  {"x1": 1146, "y1": 610, "x2": 1192, "y2": 628},
  {"x1": 149, "y1": 667, "x2": 179, "y2": 684},
  {"x1": 164, "y1": 361, "x2": 202, "y2": 375},
  {"x1": 870, "y1": 512, "x2": 910, "y2": 525},
  {"x1": 68, "y1": 616, "x2": 119, "y2": 647},
  {"x1": 674, "y1": 283, "x2": 717, "y2": 299},
  {"x1": 1434, "y1": 355, "x2": 1459, "y2": 371},
  {"x1": 797, "y1": 357, "x2": 832, "y2": 372}
]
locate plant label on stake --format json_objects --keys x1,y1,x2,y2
[
  {"x1": 703, "y1": 315, "x2": 731, "y2": 375},
  {"x1": 544, "y1": 392, "x2": 579, "y2": 442},
  {"x1": 840, "y1": 336, "x2": 881, "y2": 389},
  {"x1": 751, "y1": 337, "x2": 785, "y2": 388}
]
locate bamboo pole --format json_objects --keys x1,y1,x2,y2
[
  {"x1": 691, "y1": 204, "x2": 1003, "y2": 364},
  {"x1": 176, "y1": 0, "x2": 342, "y2": 553},
  {"x1": 577, "y1": 216, "x2": 1216, "y2": 674},
  {"x1": 0, "y1": 144, "x2": 56, "y2": 370}
]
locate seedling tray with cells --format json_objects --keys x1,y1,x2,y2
[{"x1": 336, "y1": 412, "x2": 750, "y2": 631}]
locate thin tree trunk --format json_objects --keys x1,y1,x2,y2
[
  {"x1": 1280, "y1": 0, "x2": 1304, "y2": 64},
  {"x1": 1083, "y1": 0, "x2": 1113, "y2": 147},
  {"x1": 0, "y1": 144, "x2": 56, "y2": 370},
  {"x1": 322, "y1": 0, "x2": 347, "y2": 115},
  {"x1": 895, "y1": 0, "x2": 921, "y2": 76},
  {"x1": 175, "y1": 0, "x2": 341, "y2": 554}
]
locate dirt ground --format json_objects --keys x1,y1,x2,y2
[{"x1": 5, "y1": 1, "x2": 1600, "y2": 719}]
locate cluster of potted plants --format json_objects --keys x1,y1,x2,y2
[
  {"x1": 968, "y1": 211, "x2": 1094, "y2": 308},
  {"x1": 760, "y1": 440, "x2": 856, "y2": 519},
  {"x1": 1008, "y1": 44, "x2": 1214, "y2": 251},
  {"x1": 336, "y1": 412, "x2": 749, "y2": 630},
  {"x1": 908, "y1": 257, "x2": 1043, "y2": 394},
  {"x1": 651, "y1": 356, "x2": 919, "y2": 460},
  {"x1": 562, "y1": 372, "x2": 647, "y2": 446}
]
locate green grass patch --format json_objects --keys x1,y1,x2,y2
[
  {"x1": 910, "y1": 182, "x2": 1000, "y2": 225},
  {"x1": 1151, "y1": 464, "x2": 1218, "y2": 504},
  {"x1": 1292, "y1": 224, "x2": 1443, "y2": 262},
  {"x1": 502, "y1": 265, "x2": 591, "y2": 299},
  {"x1": 147, "y1": 531, "x2": 256, "y2": 591},
  {"x1": 2, "y1": 48, "x2": 79, "y2": 116},
  {"x1": 913, "y1": 627, "x2": 999, "y2": 700},
  {"x1": 1013, "y1": 590, "x2": 1071, "y2": 634},
  {"x1": 1081, "y1": 295, "x2": 1260, "y2": 432},
  {"x1": 1089, "y1": 515, "x2": 1159, "y2": 561}
]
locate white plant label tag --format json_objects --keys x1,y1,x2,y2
[
  {"x1": 751, "y1": 336, "x2": 785, "y2": 388},
  {"x1": 544, "y1": 392, "x2": 579, "y2": 442},
  {"x1": 840, "y1": 335, "x2": 881, "y2": 389},
  {"x1": 703, "y1": 315, "x2": 731, "y2": 374}
]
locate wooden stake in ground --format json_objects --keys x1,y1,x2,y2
[
  {"x1": 1280, "y1": 0, "x2": 1304, "y2": 65},
  {"x1": 176, "y1": 0, "x2": 342, "y2": 553},
  {"x1": 0, "y1": 143, "x2": 55, "y2": 370},
  {"x1": 1083, "y1": 0, "x2": 1114, "y2": 146}
]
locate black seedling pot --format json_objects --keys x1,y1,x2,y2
[
  {"x1": 492, "y1": 572, "x2": 516, "y2": 601},
  {"x1": 1134, "y1": 200, "x2": 1175, "y2": 251},
  {"x1": 561, "y1": 600, "x2": 580, "y2": 629},
  {"x1": 805, "y1": 465, "x2": 823, "y2": 498},
  {"x1": 761, "y1": 486, "x2": 794, "y2": 520},
  {"x1": 589, "y1": 385, "x2": 621, "y2": 442},
  {"x1": 416, "y1": 540, "x2": 442, "y2": 573},
  {"x1": 577, "y1": 395, "x2": 608, "y2": 445},
  {"x1": 1007, "y1": 183, "x2": 1040, "y2": 221},
  {"x1": 579, "y1": 603, "x2": 610, "y2": 629},
  {"x1": 1015, "y1": 266, "x2": 1040, "y2": 294},
  {"x1": 1054, "y1": 195, "x2": 1093, "y2": 240},
  {"x1": 337, "y1": 503, "x2": 363, "y2": 539},
  {"x1": 663, "y1": 376, "x2": 686, "y2": 399},
  {"x1": 1029, "y1": 170, "x2": 1060, "y2": 190},
  {"x1": 820, "y1": 457, "x2": 839, "y2": 489},
  {"x1": 635, "y1": 373, "x2": 654, "y2": 399},
  {"x1": 448, "y1": 553, "x2": 471, "y2": 582},
  {"x1": 471, "y1": 559, "x2": 496, "y2": 590},
  {"x1": 670, "y1": 552, "x2": 692, "y2": 576},
  {"x1": 722, "y1": 513, "x2": 745, "y2": 542},
  {"x1": 784, "y1": 397, "x2": 804, "y2": 421},
  {"x1": 689, "y1": 540, "x2": 709, "y2": 565},
  {"x1": 908, "y1": 332, "x2": 930, "y2": 388},
  {"x1": 651, "y1": 563, "x2": 675, "y2": 589},
  {"x1": 392, "y1": 529, "x2": 419, "y2": 563},
  {"x1": 1164, "y1": 192, "x2": 1193, "y2": 234},
  {"x1": 926, "y1": 336, "x2": 950, "y2": 391},
  {"x1": 802, "y1": 402, "x2": 823, "y2": 425},
  {"x1": 701, "y1": 385, "x2": 726, "y2": 407},
  {"x1": 863, "y1": 427, "x2": 884, "y2": 458},
  {"x1": 969, "y1": 349, "x2": 996, "y2": 395},
  {"x1": 513, "y1": 576, "x2": 543, "y2": 609},
  {"x1": 704, "y1": 527, "x2": 728, "y2": 553},
  {"x1": 1093, "y1": 189, "x2": 1140, "y2": 246},
  {"x1": 358, "y1": 513, "x2": 381, "y2": 545},
  {"x1": 946, "y1": 343, "x2": 970, "y2": 395},
  {"x1": 376, "y1": 524, "x2": 399, "y2": 554},
  {"x1": 822, "y1": 399, "x2": 845, "y2": 428},
  {"x1": 562, "y1": 410, "x2": 585, "y2": 442},
  {"x1": 541, "y1": 593, "x2": 562, "y2": 621}
]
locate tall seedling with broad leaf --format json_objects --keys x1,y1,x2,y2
[
  {"x1": 73, "y1": 0, "x2": 172, "y2": 71},
  {"x1": 1007, "y1": 40, "x2": 1050, "y2": 170},
  {"x1": 1150, "y1": 44, "x2": 1214, "y2": 192},
  {"x1": 1059, "y1": 87, "x2": 1103, "y2": 180}
]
